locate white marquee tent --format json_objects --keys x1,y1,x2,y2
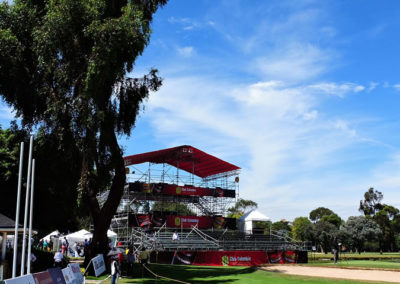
[
  {"x1": 65, "y1": 229, "x2": 118, "y2": 244},
  {"x1": 40, "y1": 230, "x2": 60, "y2": 242},
  {"x1": 238, "y1": 209, "x2": 270, "y2": 234}
]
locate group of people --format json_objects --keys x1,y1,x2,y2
[
  {"x1": 109, "y1": 246, "x2": 150, "y2": 282},
  {"x1": 37, "y1": 238, "x2": 54, "y2": 252}
]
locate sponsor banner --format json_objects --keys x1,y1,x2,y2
[
  {"x1": 150, "y1": 250, "x2": 306, "y2": 266},
  {"x1": 67, "y1": 263, "x2": 84, "y2": 284},
  {"x1": 171, "y1": 251, "x2": 197, "y2": 265},
  {"x1": 47, "y1": 268, "x2": 67, "y2": 284},
  {"x1": 126, "y1": 182, "x2": 235, "y2": 198},
  {"x1": 194, "y1": 251, "x2": 267, "y2": 266},
  {"x1": 284, "y1": 250, "x2": 297, "y2": 263},
  {"x1": 32, "y1": 271, "x2": 53, "y2": 284},
  {"x1": 162, "y1": 184, "x2": 213, "y2": 196},
  {"x1": 167, "y1": 251, "x2": 267, "y2": 266},
  {"x1": 91, "y1": 254, "x2": 106, "y2": 277},
  {"x1": 267, "y1": 251, "x2": 284, "y2": 264},
  {"x1": 61, "y1": 267, "x2": 76, "y2": 284},
  {"x1": 166, "y1": 216, "x2": 213, "y2": 229},
  {"x1": 129, "y1": 213, "x2": 236, "y2": 229},
  {"x1": 4, "y1": 274, "x2": 35, "y2": 284}
]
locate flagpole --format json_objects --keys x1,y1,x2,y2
[
  {"x1": 27, "y1": 159, "x2": 36, "y2": 274},
  {"x1": 12, "y1": 142, "x2": 24, "y2": 278},
  {"x1": 21, "y1": 135, "x2": 33, "y2": 275}
]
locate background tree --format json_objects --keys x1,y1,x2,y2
[
  {"x1": 0, "y1": 122, "x2": 29, "y2": 220},
  {"x1": 340, "y1": 216, "x2": 381, "y2": 254},
  {"x1": 309, "y1": 207, "x2": 334, "y2": 222},
  {"x1": 227, "y1": 198, "x2": 258, "y2": 218},
  {"x1": 0, "y1": 0, "x2": 167, "y2": 260},
  {"x1": 359, "y1": 187, "x2": 384, "y2": 217},
  {"x1": 292, "y1": 217, "x2": 311, "y2": 241},
  {"x1": 359, "y1": 188, "x2": 400, "y2": 252},
  {"x1": 0, "y1": 123, "x2": 84, "y2": 235},
  {"x1": 270, "y1": 220, "x2": 292, "y2": 238},
  {"x1": 305, "y1": 221, "x2": 337, "y2": 253}
]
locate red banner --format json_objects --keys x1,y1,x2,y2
[
  {"x1": 174, "y1": 251, "x2": 267, "y2": 266},
  {"x1": 126, "y1": 182, "x2": 236, "y2": 198},
  {"x1": 267, "y1": 251, "x2": 284, "y2": 264},
  {"x1": 163, "y1": 184, "x2": 213, "y2": 196},
  {"x1": 166, "y1": 215, "x2": 213, "y2": 228},
  {"x1": 152, "y1": 250, "x2": 305, "y2": 266}
]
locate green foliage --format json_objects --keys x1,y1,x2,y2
[
  {"x1": 309, "y1": 207, "x2": 334, "y2": 222},
  {"x1": 0, "y1": 122, "x2": 29, "y2": 220},
  {"x1": 270, "y1": 220, "x2": 292, "y2": 238},
  {"x1": 306, "y1": 221, "x2": 337, "y2": 253},
  {"x1": 359, "y1": 188, "x2": 400, "y2": 251},
  {"x1": 0, "y1": 0, "x2": 167, "y2": 256},
  {"x1": 319, "y1": 213, "x2": 342, "y2": 228},
  {"x1": 292, "y1": 217, "x2": 311, "y2": 241},
  {"x1": 227, "y1": 198, "x2": 257, "y2": 218},
  {"x1": 359, "y1": 187, "x2": 384, "y2": 217},
  {"x1": 340, "y1": 216, "x2": 381, "y2": 254}
]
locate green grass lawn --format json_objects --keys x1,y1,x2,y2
[
  {"x1": 307, "y1": 259, "x2": 400, "y2": 270},
  {"x1": 94, "y1": 264, "x2": 387, "y2": 284},
  {"x1": 309, "y1": 252, "x2": 400, "y2": 260}
]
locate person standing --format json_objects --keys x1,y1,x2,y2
[
  {"x1": 332, "y1": 236, "x2": 339, "y2": 264},
  {"x1": 172, "y1": 231, "x2": 179, "y2": 241},
  {"x1": 127, "y1": 250, "x2": 135, "y2": 276},
  {"x1": 111, "y1": 257, "x2": 120, "y2": 284},
  {"x1": 54, "y1": 249, "x2": 64, "y2": 268}
]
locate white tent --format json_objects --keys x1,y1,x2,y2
[
  {"x1": 40, "y1": 230, "x2": 60, "y2": 241},
  {"x1": 65, "y1": 229, "x2": 117, "y2": 244},
  {"x1": 238, "y1": 209, "x2": 270, "y2": 234},
  {"x1": 65, "y1": 229, "x2": 91, "y2": 244}
]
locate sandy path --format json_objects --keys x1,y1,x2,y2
[{"x1": 260, "y1": 265, "x2": 400, "y2": 283}]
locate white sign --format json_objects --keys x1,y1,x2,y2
[
  {"x1": 61, "y1": 267, "x2": 76, "y2": 284},
  {"x1": 91, "y1": 254, "x2": 106, "y2": 277},
  {"x1": 0, "y1": 265, "x2": 3, "y2": 281},
  {"x1": 67, "y1": 263, "x2": 83, "y2": 284},
  {"x1": 5, "y1": 274, "x2": 35, "y2": 284}
]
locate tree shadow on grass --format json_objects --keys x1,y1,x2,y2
[{"x1": 125, "y1": 264, "x2": 259, "y2": 283}]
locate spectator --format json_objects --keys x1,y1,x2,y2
[
  {"x1": 110, "y1": 256, "x2": 121, "y2": 284},
  {"x1": 54, "y1": 249, "x2": 64, "y2": 268},
  {"x1": 127, "y1": 250, "x2": 135, "y2": 276},
  {"x1": 172, "y1": 231, "x2": 179, "y2": 241},
  {"x1": 332, "y1": 237, "x2": 339, "y2": 264}
]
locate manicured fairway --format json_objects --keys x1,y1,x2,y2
[
  {"x1": 98, "y1": 264, "x2": 385, "y2": 283},
  {"x1": 307, "y1": 259, "x2": 400, "y2": 270}
]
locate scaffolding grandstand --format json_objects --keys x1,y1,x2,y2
[{"x1": 105, "y1": 145, "x2": 310, "y2": 265}]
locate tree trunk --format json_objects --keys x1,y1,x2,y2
[{"x1": 84, "y1": 129, "x2": 126, "y2": 270}]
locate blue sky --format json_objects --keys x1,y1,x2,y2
[{"x1": 2, "y1": 0, "x2": 400, "y2": 222}]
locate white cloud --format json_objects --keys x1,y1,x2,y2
[
  {"x1": 177, "y1": 46, "x2": 195, "y2": 58},
  {"x1": 308, "y1": 82, "x2": 365, "y2": 97},
  {"x1": 252, "y1": 43, "x2": 333, "y2": 82},
  {"x1": 368, "y1": 82, "x2": 379, "y2": 92},
  {"x1": 144, "y1": 75, "x2": 374, "y2": 220},
  {"x1": 393, "y1": 84, "x2": 400, "y2": 91}
]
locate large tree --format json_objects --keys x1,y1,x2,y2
[
  {"x1": 359, "y1": 188, "x2": 400, "y2": 251},
  {"x1": 340, "y1": 216, "x2": 381, "y2": 254},
  {"x1": 227, "y1": 198, "x2": 258, "y2": 218},
  {"x1": 292, "y1": 217, "x2": 311, "y2": 241},
  {"x1": 0, "y1": 0, "x2": 166, "y2": 259}
]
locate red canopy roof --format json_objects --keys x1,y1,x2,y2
[{"x1": 123, "y1": 145, "x2": 240, "y2": 178}]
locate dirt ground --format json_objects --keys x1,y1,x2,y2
[{"x1": 260, "y1": 265, "x2": 400, "y2": 283}]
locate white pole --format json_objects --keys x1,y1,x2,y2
[
  {"x1": 12, "y1": 142, "x2": 24, "y2": 278},
  {"x1": 27, "y1": 159, "x2": 36, "y2": 274},
  {"x1": 21, "y1": 135, "x2": 33, "y2": 275}
]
